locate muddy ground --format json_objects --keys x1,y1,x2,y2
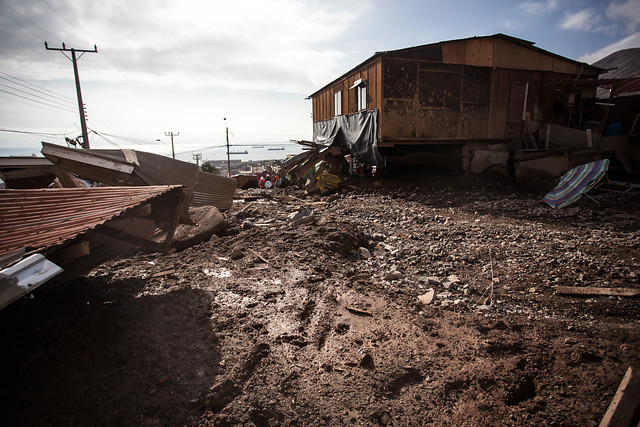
[{"x1": 1, "y1": 172, "x2": 640, "y2": 426}]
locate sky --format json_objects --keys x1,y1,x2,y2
[{"x1": 1, "y1": 0, "x2": 639, "y2": 164}]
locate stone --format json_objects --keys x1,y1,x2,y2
[
  {"x1": 359, "y1": 247, "x2": 372, "y2": 259},
  {"x1": 418, "y1": 289, "x2": 435, "y2": 305},
  {"x1": 231, "y1": 247, "x2": 244, "y2": 260},
  {"x1": 384, "y1": 271, "x2": 403, "y2": 281}
]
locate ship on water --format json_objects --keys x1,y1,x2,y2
[
  {"x1": 268, "y1": 147, "x2": 285, "y2": 151},
  {"x1": 229, "y1": 150, "x2": 248, "y2": 154}
]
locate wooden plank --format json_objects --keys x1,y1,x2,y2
[
  {"x1": 599, "y1": 367, "x2": 640, "y2": 427},
  {"x1": 121, "y1": 204, "x2": 152, "y2": 218},
  {"x1": 95, "y1": 224, "x2": 168, "y2": 253},
  {"x1": 556, "y1": 286, "x2": 640, "y2": 297}
]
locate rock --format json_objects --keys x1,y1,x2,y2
[
  {"x1": 359, "y1": 354, "x2": 375, "y2": 370},
  {"x1": 384, "y1": 271, "x2": 403, "y2": 281},
  {"x1": 359, "y1": 247, "x2": 372, "y2": 259},
  {"x1": 172, "y1": 206, "x2": 228, "y2": 251},
  {"x1": 447, "y1": 274, "x2": 461, "y2": 284},
  {"x1": 418, "y1": 289, "x2": 435, "y2": 305},
  {"x1": 231, "y1": 247, "x2": 244, "y2": 260},
  {"x1": 426, "y1": 276, "x2": 441, "y2": 285}
]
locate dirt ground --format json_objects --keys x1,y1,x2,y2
[{"x1": 1, "y1": 171, "x2": 640, "y2": 426}]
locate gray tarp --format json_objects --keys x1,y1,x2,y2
[{"x1": 312, "y1": 109, "x2": 381, "y2": 165}]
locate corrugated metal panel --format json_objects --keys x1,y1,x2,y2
[
  {"x1": 191, "y1": 171, "x2": 237, "y2": 210},
  {"x1": 0, "y1": 186, "x2": 183, "y2": 256},
  {"x1": 133, "y1": 151, "x2": 198, "y2": 192},
  {"x1": 45, "y1": 146, "x2": 235, "y2": 210}
]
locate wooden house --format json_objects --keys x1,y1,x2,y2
[{"x1": 308, "y1": 34, "x2": 603, "y2": 166}]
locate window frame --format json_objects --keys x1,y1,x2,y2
[
  {"x1": 334, "y1": 90, "x2": 342, "y2": 116},
  {"x1": 356, "y1": 84, "x2": 367, "y2": 111}
]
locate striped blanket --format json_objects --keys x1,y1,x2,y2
[{"x1": 543, "y1": 159, "x2": 610, "y2": 208}]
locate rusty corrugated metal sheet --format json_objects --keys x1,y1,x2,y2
[
  {"x1": 59, "y1": 147, "x2": 236, "y2": 210},
  {"x1": 192, "y1": 171, "x2": 237, "y2": 210},
  {"x1": 0, "y1": 186, "x2": 183, "y2": 256}
]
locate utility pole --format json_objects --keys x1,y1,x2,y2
[
  {"x1": 192, "y1": 153, "x2": 202, "y2": 167},
  {"x1": 165, "y1": 131, "x2": 179, "y2": 159},
  {"x1": 224, "y1": 118, "x2": 231, "y2": 177},
  {"x1": 45, "y1": 42, "x2": 97, "y2": 149}
]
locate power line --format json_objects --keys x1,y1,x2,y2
[
  {"x1": 0, "y1": 0, "x2": 62, "y2": 42},
  {"x1": 0, "y1": 87, "x2": 78, "y2": 113},
  {"x1": 0, "y1": 72, "x2": 77, "y2": 106},
  {"x1": 39, "y1": 0, "x2": 85, "y2": 40},
  {"x1": 0, "y1": 81, "x2": 77, "y2": 110},
  {"x1": 0, "y1": 128, "x2": 76, "y2": 137}
]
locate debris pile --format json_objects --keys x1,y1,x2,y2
[{"x1": 1, "y1": 176, "x2": 639, "y2": 425}]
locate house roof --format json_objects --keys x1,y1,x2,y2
[
  {"x1": 308, "y1": 33, "x2": 604, "y2": 98},
  {"x1": 0, "y1": 185, "x2": 184, "y2": 256}
]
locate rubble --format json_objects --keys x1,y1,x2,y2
[{"x1": 1, "y1": 174, "x2": 639, "y2": 425}]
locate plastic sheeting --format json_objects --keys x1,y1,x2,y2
[{"x1": 312, "y1": 109, "x2": 381, "y2": 165}]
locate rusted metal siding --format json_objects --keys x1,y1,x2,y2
[
  {"x1": 0, "y1": 186, "x2": 183, "y2": 256},
  {"x1": 67, "y1": 148, "x2": 236, "y2": 211},
  {"x1": 192, "y1": 171, "x2": 237, "y2": 210}
]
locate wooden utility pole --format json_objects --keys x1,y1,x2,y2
[
  {"x1": 224, "y1": 118, "x2": 231, "y2": 177},
  {"x1": 165, "y1": 131, "x2": 179, "y2": 159},
  {"x1": 45, "y1": 42, "x2": 97, "y2": 149}
]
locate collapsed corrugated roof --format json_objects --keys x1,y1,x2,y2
[
  {"x1": 0, "y1": 185, "x2": 192, "y2": 309},
  {"x1": 0, "y1": 185, "x2": 185, "y2": 256},
  {"x1": 41, "y1": 142, "x2": 237, "y2": 210}
]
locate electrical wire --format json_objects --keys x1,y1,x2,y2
[
  {"x1": 0, "y1": 0, "x2": 62, "y2": 43},
  {"x1": 0, "y1": 87, "x2": 78, "y2": 114},
  {"x1": 0, "y1": 72, "x2": 77, "y2": 107},
  {"x1": 0, "y1": 128, "x2": 73, "y2": 137}
]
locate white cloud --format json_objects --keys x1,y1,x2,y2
[
  {"x1": 578, "y1": 32, "x2": 640, "y2": 63},
  {"x1": 560, "y1": 9, "x2": 597, "y2": 31},
  {"x1": 0, "y1": 0, "x2": 367, "y2": 95},
  {"x1": 606, "y1": 0, "x2": 640, "y2": 33},
  {"x1": 518, "y1": 0, "x2": 558, "y2": 15}
]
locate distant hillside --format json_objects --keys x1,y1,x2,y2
[
  {"x1": 592, "y1": 48, "x2": 640, "y2": 79},
  {"x1": 592, "y1": 48, "x2": 640, "y2": 98}
]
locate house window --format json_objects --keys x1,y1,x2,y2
[
  {"x1": 334, "y1": 90, "x2": 342, "y2": 116},
  {"x1": 350, "y1": 79, "x2": 366, "y2": 111}
]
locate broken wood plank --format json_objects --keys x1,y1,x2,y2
[
  {"x1": 345, "y1": 306, "x2": 372, "y2": 317},
  {"x1": 122, "y1": 204, "x2": 152, "y2": 218},
  {"x1": 556, "y1": 286, "x2": 640, "y2": 297},
  {"x1": 151, "y1": 269, "x2": 175, "y2": 278},
  {"x1": 599, "y1": 367, "x2": 640, "y2": 427},
  {"x1": 248, "y1": 248, "x2": 268, "y2": 263},
  {"x1": 52, "y1": 241, "x2": 90, "y2": 262},
  {"x1": 95, "y1": 225, "x2": 168, "y2": 253}
]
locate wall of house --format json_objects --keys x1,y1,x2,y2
[
  {"x1": 380, "y1": 58, "x2": 494, "y2": 143},
  {"x1": 311, "y1": 59, "x2": 382, "y2": 122},
  {"x1": 378, "y1": 57, "x2": 591, "y2": 145},
  {"x1": 311, "y1": 37, "x2": 601, "y2": 147}
]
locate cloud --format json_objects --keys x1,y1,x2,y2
[
  {"x1": 560, "y1": 8, "x2": 596, "y2": 31},
  {"x1": 518, "y1": 0, "x2": 558, "y2": 15},
  {"x1": 606, "y1": 0, "x2": 640, "y2": 33},
  {"x1": 0, "y1": 0, "x2": 366, "y2": 95},
  {"x1": 578, "y1": 32, "x2": 640, "y2": 63}
]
